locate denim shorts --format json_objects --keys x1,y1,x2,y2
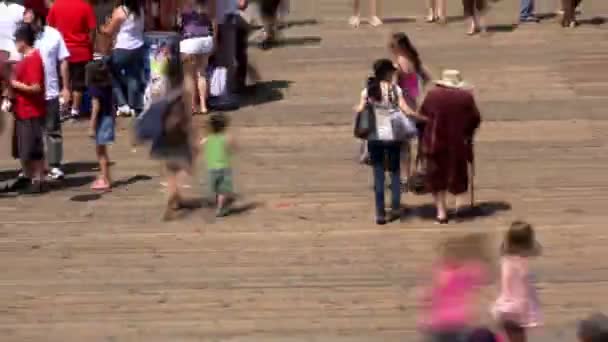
[{"x1": 95, "y1": 114, "x2": 115, "y2": 145}]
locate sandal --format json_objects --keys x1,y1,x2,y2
[
  {"x1": 91, "y1": 178, "x2": 111, "y2": 191},
  {"x1": 425, "y1": 15, "x2": 437, "y2": 23}
]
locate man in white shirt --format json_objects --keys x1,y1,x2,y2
[{"x1": 24, "y1": 7, "x2": 71, "y2": 180}]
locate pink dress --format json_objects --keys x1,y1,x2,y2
[
  {"x1": 492, "y1": 256, "x2": 542, "y2": 328},
  {"x1": 421, "y1": 261, "x2": 487, "y2": 331}
]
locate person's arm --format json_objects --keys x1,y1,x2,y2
[
  {"x1": 226, "y1": 133, "x2": 237, "y2": 153},
  {"x1": 11, "y1": 56, "x2": 44, "y2": 94},
  {"x1": 101, "y1": 7, "x2": 126, "y2": 36},
  {"x1": 89, "y1": 96, "x2": 100, "y2": 137},
  {"x1": 57, "y1": 34, "x2": 71, "y2": 103},
  {"x1": 11, "y1": 80, "x2": 42, "y2": 93},
  {"x1": 397, "y1": 91, "x2": 427, "y2": 121},
  {"x1": 59, "y1": 59, "x2": 70, "y2": 103},
  {"x1": 354, "y1": 91, "x2": 367, "y2": 113}
]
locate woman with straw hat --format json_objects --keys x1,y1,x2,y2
[{"x1": 419, "y1": 70, "x2": 481, "y2": 224}]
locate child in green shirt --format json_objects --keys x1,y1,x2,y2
[{"x1": 201, "y1": 113, "x2": 236, "y2": 217}]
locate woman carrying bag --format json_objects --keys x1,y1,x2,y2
[{"x1": 354, "y1": 59, "x2": 423, "y2": 225}]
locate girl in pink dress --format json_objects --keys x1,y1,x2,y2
[
  {"x1": 420, "y1": 233, "x2": 491, "y2": 342},
  {"x1": 389, "y1": 33, "x2": 430, "y2": 191},
  {"x1": 492, "y1": 221, "x2": 542, "y2": 342}
]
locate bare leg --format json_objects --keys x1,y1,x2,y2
[
  {"x1": 197, "y1": 54, "x2": 210, "y2": 114},
  {"x1": 163, "y1": 166, "x2": 182, "y2": 221},
  {"x1": 369, "y1": 0, "x2": 383, "y2": 26},
  {"x1": 71, "y1": 91, "x2": 82, "y2": 116},
  {"x1": 181, "y1": 53, "x2": 198, "y2": 113},
  {"x1": 426, "y1": 0, "x2": 437, "y2": 21},
  {"x1": 96, "y1": 145, "x2": 111, "y2": 184},
  {"x1": 433, "y1": 191, "x2": 448, "y2": 221},
  {"x1": 437, "y1": 0, "x2": 447, "y2": 22},
  {"x1": 349, "y1": 0, "x2": 361, "y2": 27}
]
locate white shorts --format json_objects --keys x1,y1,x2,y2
[{"x1": 179, "y1": 36, "x2": 214, "y2": 55}]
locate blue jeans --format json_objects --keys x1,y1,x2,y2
[
  {"x1": 368, "y1": 141, "x2": 401, "y2": 219},
  {"x1": 111, "y1": 46, "x2": 146, "y2": 112},
  {"x1": 520, "y1": 0, "x2": 535, "y2": 19}
]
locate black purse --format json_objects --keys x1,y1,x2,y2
[{"x1": 353, "y1": 103, "x2": 376, "y2": 139}]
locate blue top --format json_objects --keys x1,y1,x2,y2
[{"x1": 89, "y1": 86, "x2": 113, "y2": 117}]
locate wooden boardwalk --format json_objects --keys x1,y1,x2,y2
[{"x1": 1, "y1": 1, "x2": 608, "y2": 341}]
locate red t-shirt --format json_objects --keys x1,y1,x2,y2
[
  {"x1": 14, "y1": 50, "x2": 45, "y2": 120},
  {"x1": 47, "y1": 0, "x2": 96, "y2": 63}
]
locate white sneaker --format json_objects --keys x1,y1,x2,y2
[
  {"x1": 48, "y1": 167, "x2": 65, "y2": 180},
  {"x1": 349, "y1": 16, "x2": 361, "y2": 28},
  {"x1": 116, "y1": 105, "x2": 132, "y2": 117}
]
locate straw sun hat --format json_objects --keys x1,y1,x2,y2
[{"x1": 434, "y1": 69, "x2": 473, "y2": 90}]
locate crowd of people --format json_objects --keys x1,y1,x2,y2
[
  {"x1": 350, "y1": 0, "x2": 586, "y2": 32},
  {"x1": 0, "y1": 0, "x2": 285, "y2": 215}
]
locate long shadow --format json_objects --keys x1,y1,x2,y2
[
  {"x1": 240, "y1": 80, "x2": 293, "y2": 107},
  {"x1": 112, "y1": 174, "x2": 152, "y2": 188},
  {"x1": 446, "y1": 15, "x2": 466, "y2": 23},
  {"x1": 382, "y1": 17, "x2": 416, "y2": 24},
  {"x1": 249, "y1": 19, "x2": 319, "y2": 30},
  {"x1": 579, "y1": 17, "x2": 606, "y2": 26},
  {"x1": 69, "y1": 174, "x2": 152, "y2": 202},
  {"x1": 486, "y1": 24, "x2": 518, "y2": 33},
  {"x1": 536, "y1": 13, "x2": 558, "y2": 21},
  {"x1": 400, "y1": 200, "x2": 511, "y2": 222},
  {"x1": 251, "y1": 36, "x2": 322, "y2": 49},
  {"x1": 62, "y1": 161, "x2": 115, "y2": 175},
  {"x1": 282, "y1": 19, "x2": 319, "y2": 29},
  {"x1": 227, "y1": 202, "x2": 260, "y2": 216},
  {"x1": 49, "y1": 175, "x2": 97, "y2": 191}
]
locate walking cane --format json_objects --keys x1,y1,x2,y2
[{"x1": 469, "y1": 142, "x2": 475, "y2": 208}]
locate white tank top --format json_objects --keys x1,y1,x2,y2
[{"x1": 114, "y1": 6, "x2": 144, "y2": 50}]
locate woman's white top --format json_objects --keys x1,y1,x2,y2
[{"x1": 114, "y1": 6, "x2": 144, "y2": 50}]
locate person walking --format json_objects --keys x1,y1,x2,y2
[
  {"x1": 419, "y1": 70, "x2": 481, "y2": 224},
  {"x1": 462, "y1": 0, "x2": 487, "y2": 35},
  {"x1": 179, "y1": 0, "x2": 215, "y2": 114},
  {"x1": 350, "y1": 0, "x2": 382, "y2": 28},
  {"x1": 389, "y1": 33, "x2": 430, "y2": 191},
  {"x1": 492, "y1": 221, "x2": 543, "y2": 342},
  {"x1": 201, "y1": 113, "x2": 237, "y2": 217},
  {"x1": 87, "y1": 59, "x2": 114, "y2": 191},
  {"x1": 425, "y1": 0, "x2": 446, "y2": 23},
  {"x1": 102, "y1": 0, "x2": 145, "y2": 117},
  {"x1": 24, "y1": 7, "x2": 70, "y2": 180},
  {"x1": 47, "y1": 0, "x2": 97, "y2": 120},
  {"x1": 519, "y1": 0, "x2": 539, "y2": 23},
  {"x1": 561, "y1": 0, "x2": 583, "y2": 27},
  {"x1": 355, "y1": 59, "x2": 421, "y2": 225}
]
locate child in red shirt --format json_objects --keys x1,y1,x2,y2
[{"x1": 11, "y1": 24, "x2": 46, "y2": 194}]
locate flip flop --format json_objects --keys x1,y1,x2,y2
[{"x1": 91, "y1": 179, "x2": 111, "y2": 191}]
